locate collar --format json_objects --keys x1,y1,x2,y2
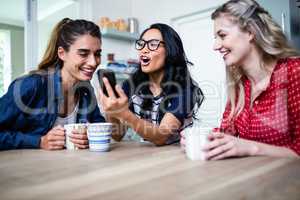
[{"x1": 53, "y1": 64, "x2": 63, "y2": 101}]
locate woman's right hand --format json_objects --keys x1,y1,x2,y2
[
  {"x1": 40, "y1": 125, "x2": 65, "y2": 150},
  {"x1": 99, "y1": 77, "x2": 129, "y2": 119}
]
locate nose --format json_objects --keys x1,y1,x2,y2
[
  {"x1": 213, "y1": 39, "x2": 221, "y2": 51},
  {"x1": 140, "y1": 43, "x2": 150, "y2": 53},
  {"x1": 87, "y1": 54, "x2": 99, "y2": 67}
]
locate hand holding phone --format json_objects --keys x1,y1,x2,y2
[{"x1": 97, "y1": 69, "x2": 119, "y2": 97}]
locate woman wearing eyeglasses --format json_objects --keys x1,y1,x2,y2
[{"x1": 99, "y1": 23, "x2": 204, "y2": 145}]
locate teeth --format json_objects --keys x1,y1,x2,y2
[
  {"x1": 141, "y1": 56, "x2": 149, "y2": 59},
  {"x1": 140, "y1": 55, "x2": 151, "y2": 65},
  {"x1": 220, "y1": 50, "x2": 230, "y2": 58},
  {"x1": 82, "y1": 68, "x2": 94, "y2": 72}
]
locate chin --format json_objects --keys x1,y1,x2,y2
[
  {"x1": 76, "y1": 75, "x2": 91, "y2": 82},
  {"x1": 141, "y1": 66, "x2": 151, "y2": 73},
  {"x1": 80, "y1": 72, "x2": 94, "y2": 81},
  {"x1": 224, "y1": 58, "x2": 237, "y2": 67},
  {"x1": 84, "y1": 76, "x2": 93, "y2": 81}
]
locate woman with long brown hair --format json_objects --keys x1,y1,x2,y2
[{"x1": 0, "y1": 18, "x2": 105, "y2": 150}]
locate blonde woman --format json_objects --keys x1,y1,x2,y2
[{"x1": 183, "y1": 0, "x2": 300, "y2": 160}]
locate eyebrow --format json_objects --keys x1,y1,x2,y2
[
  {"x1": 142, "y1": 38, "x2": 161, "y2": 41},
  {"x1": 77, "y1": 49, "x2": 102, "y2": 53}
]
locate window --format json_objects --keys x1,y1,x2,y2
[
  {"x1": 0, "y1": 30, "x2": 11, "y2": 97},
  {"x1": 0, "y1": 31, "x2": 5, "y2": 96}
]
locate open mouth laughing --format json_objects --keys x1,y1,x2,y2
[{"x1": 140, "y1": 55, "x2": 151, "y2": 66}]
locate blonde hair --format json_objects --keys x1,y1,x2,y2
[
  {"x1": 38, "y1": 18, "x2": 101, "y2": 71},
  {"x1": 211, "y1": 0, "x2": 299, "y2": 120}
]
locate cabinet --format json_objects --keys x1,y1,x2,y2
[{"x1": 100, "y1": 28, "x2": 139, "y2": 83}]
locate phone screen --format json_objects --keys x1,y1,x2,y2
[{"x1": 97, "y1": 69, "x2": 119, "y2": 97}]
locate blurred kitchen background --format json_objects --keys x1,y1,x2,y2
[{"x1": 0, "y1": 0, "x2": 299, "y2": 126}]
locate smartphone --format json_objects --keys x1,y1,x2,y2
[{"x1": 97, "y1": 69, "x2": 119, "y2": 97}]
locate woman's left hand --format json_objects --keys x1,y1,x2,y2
[
  {"x1": 203, "y1": 131, "x2": 258, "y2": 160},
  {"x1": 69, "y1": 129, "x2": 89, "y2": 149}
]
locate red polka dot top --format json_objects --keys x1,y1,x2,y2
[{"x1": 220, "y1": 57, "x2": 300, "y2": 155}]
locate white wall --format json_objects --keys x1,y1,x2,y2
[
  {"x1": 38, "y1": 2, "x2": 79, "y2": 62},
  {"x1": 132, "y1": 0, "x2": 225, "y2": 31},
  {"x1": 91, "y1": 0, "x2": 137, "y2": 63},
  {"x1": 88, "y1": 0, "x2": 233, "y2": 64},
  {"x1": 89, "y1": 0, "x2": 226, "y2": 66}
]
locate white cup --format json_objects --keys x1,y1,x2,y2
[
  {"x1": 185, "y1": 126, "x2": 211, "y2": 161},
  {"x1": 64, "y1": 123, "x2": 87, "y2": 150},
  {"x1": 87, "y1": 123, "x2": 112, "y2": 152}
]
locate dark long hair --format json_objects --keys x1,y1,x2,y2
[{"x1": 125, "y1": 23, "x2": 204, "y2": 122}]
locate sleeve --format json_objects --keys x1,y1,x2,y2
[
  {"x1": 164, "y1": 89, "x2": 194, "y2": 125},
  {"x1": 90, "y1": 104, "x2": 106, "y2": 123},
  {"x1": 90, "y1": 106, "x2": 105, "y2": 123},
  {"x1": 121, "y1": 80, "x2": 130, "y2": 97},
  {"x1": 0, "y1": 131, "x2": 41, "y2": 150},
  {"x1": 122, "y1": 80, "x2": 134, "y2": 112},
  {"x1": 0, "y1": 76, "x2": 42, "y2": 149},
  {"x1": 287, "y1": 58, "x2": 300, "y2": 155}
]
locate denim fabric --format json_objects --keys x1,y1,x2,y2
[{"x1": 0, "y1": 67, "x2": 105, "y2": 150}]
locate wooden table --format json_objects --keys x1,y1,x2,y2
[{"x1": 1, "y1": 142, "x2": 300, "y2": 200}]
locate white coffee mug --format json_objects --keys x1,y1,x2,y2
[
  {"x1": 185, "y1": 126, "x2": 211, "y2": 161},
  {"x1": 64, "y1": 123, "x2": 87, "y2": 150}
]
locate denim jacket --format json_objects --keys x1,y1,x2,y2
[{"x1": 0, "y1": 67, "x2": 105, "y2": 150}]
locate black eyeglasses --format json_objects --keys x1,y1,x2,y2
[{"x1": 135, "y1": 39, "x2": 165, "y2": 51}]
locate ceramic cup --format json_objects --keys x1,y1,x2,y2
[
  {"x1": 64, "y1": 123, "x2": 87, "y2": 150},
  {"x1": 87, "y1": 123, "x2": 112, "y2": 152},
  {"x1": 185, "y1": 126, "x2": 211, "y2": 161}
]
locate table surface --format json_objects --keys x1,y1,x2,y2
[{"x1": 1, "y1": 141, "x2": 300, "y2": 200}]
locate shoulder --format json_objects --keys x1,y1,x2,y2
[
  {"x1": 279, "y1": 57, "x2": 300, "y2": 71},
  {"x1": 172, "y1": 87, "x2": 195, "y2": 101},
  {"x1": 165, "y1": 88, "x2": 195, "y2": 113},
  {"x1": 1, "y1": 73, "x2": 46, "y2": 105},
  {"x1": 283, "y1": 57, "x2": 300, "y2": 80},
  {"x1": 9, "y1": 73, "x2": 45, "y2": 93},
  {"x1": 271, "y1": 57, "x2": 300, "y2": 83},
  {"x1": 276, "y1": 57, "x2": 300, "y2": 93}
]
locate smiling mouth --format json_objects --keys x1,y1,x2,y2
[
  {"x1": 80, "y1": 67, "x2": 95, "y2": 77},
  {"x1": 220, "y1": 50, "x2": 230, "y2": 59}
]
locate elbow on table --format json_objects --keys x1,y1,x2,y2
[
  {"x1": 151, "y1": 137, "x2": 168, "y2": 147},
  {"x1": 112, "y1": 134, "x2": 124, "y2": 142}
]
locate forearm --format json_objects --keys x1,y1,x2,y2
[
  {"x1": 0, "y1": 131, "x2": 41, "y2": 150},
  {"x1": 118, "y1": 110, "x2": 172, "y2": 146},
  {"x1": 251, "y1": 141, "x2": 298, "y2": 157}
]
